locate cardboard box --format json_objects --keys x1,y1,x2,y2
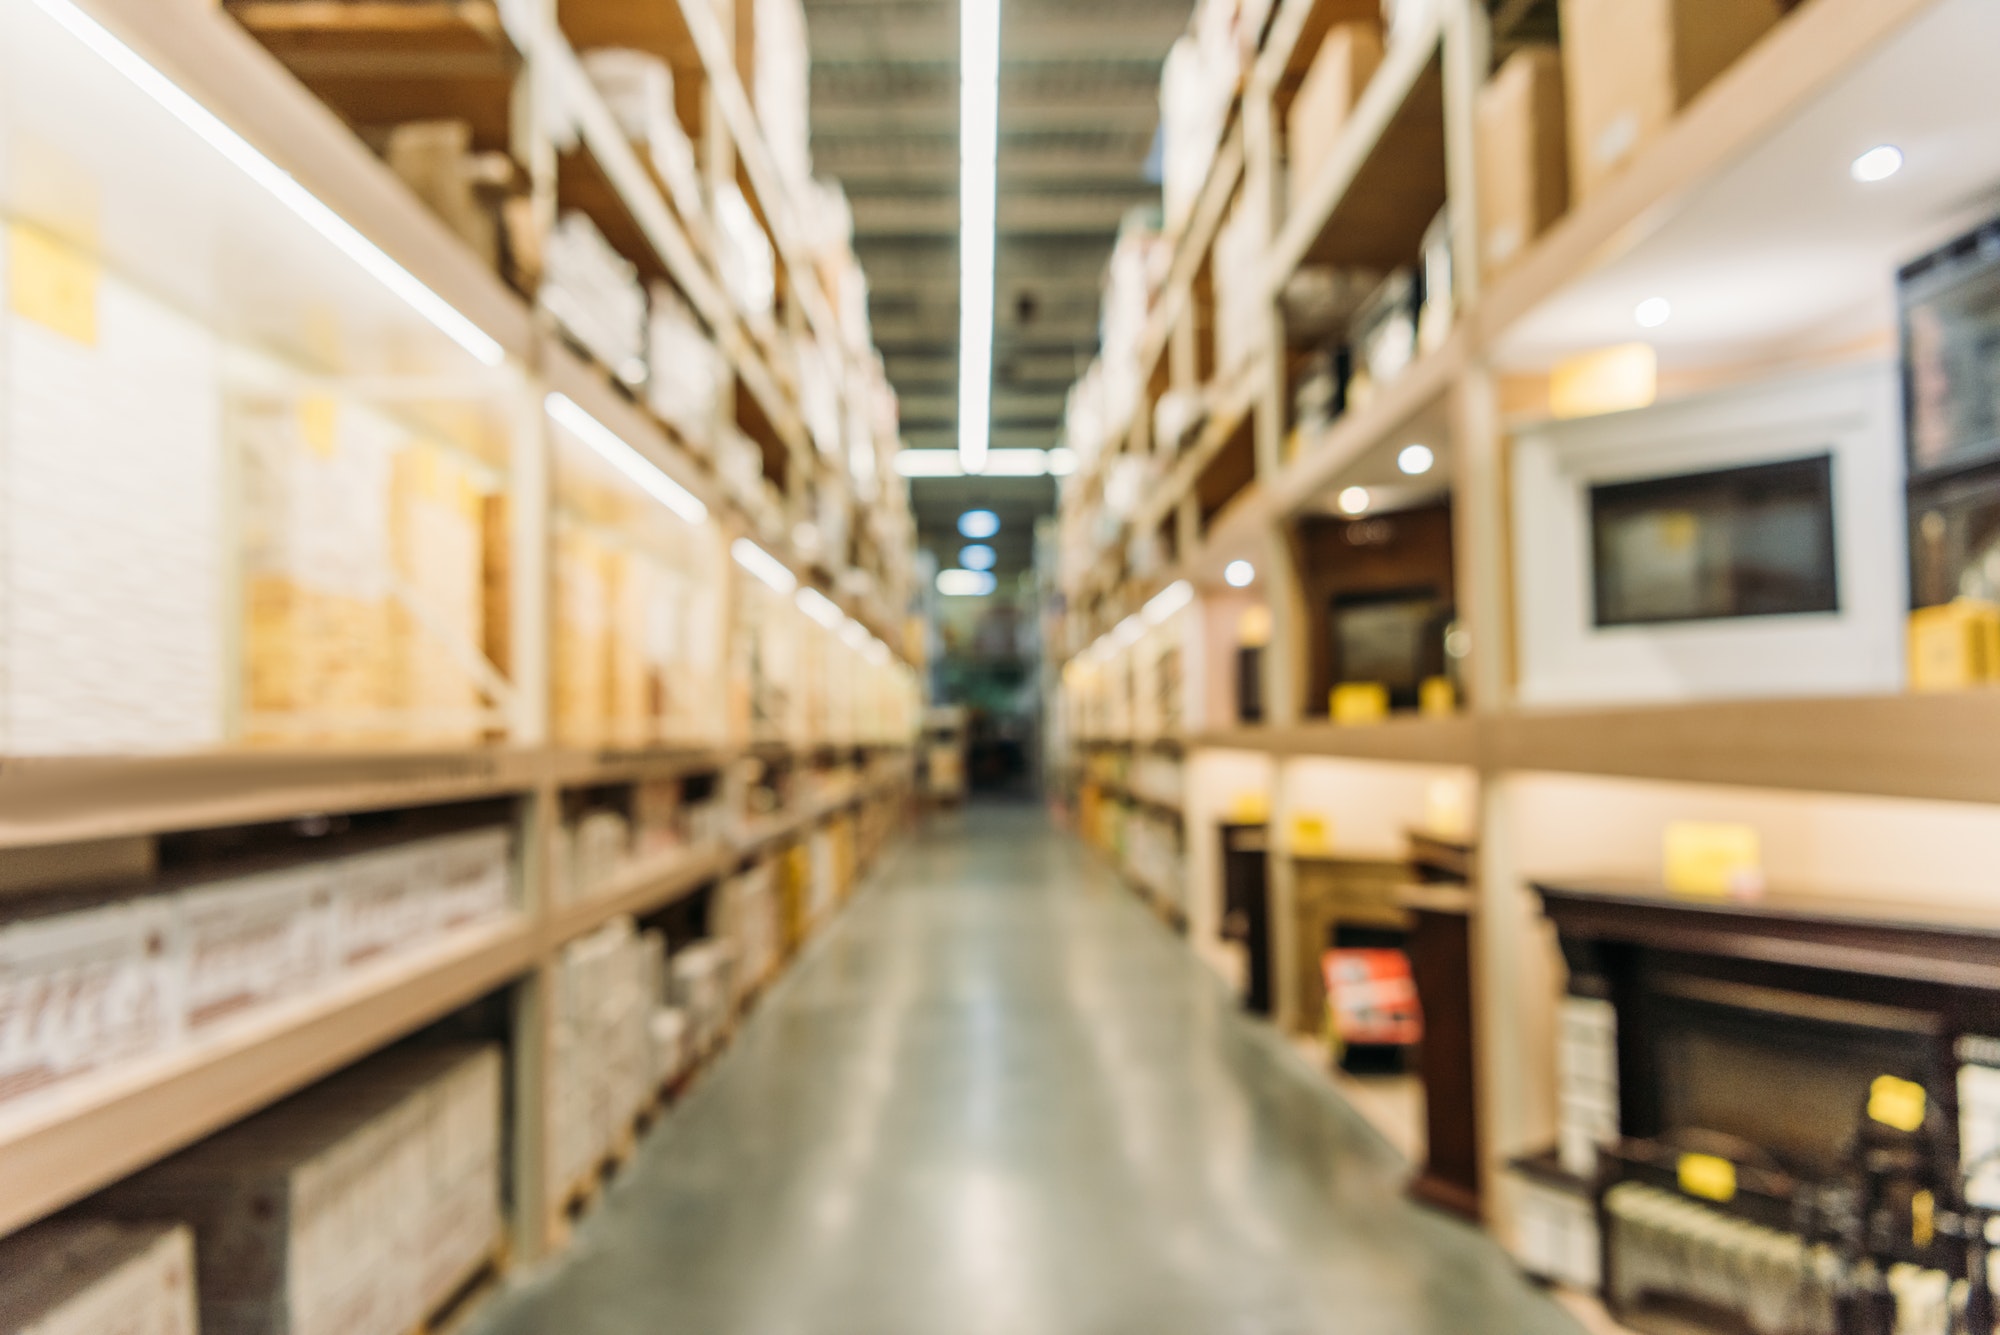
[
  {"x1": 99, "y1": 1044, "x2": 500, "y2": 1335},
  {"x1": 1286, "y1": 22, "x2": 1384, "y2": 213},
  {"x1": 1559, "y1": 0, "x2": 1784, "y2": 200},
  {"x1": 0, "y1": 1220, "x2": 199, "y2": 1335},
  {"x1": 1475, "y1": 45, "x2": 1568, "y2": 277}
]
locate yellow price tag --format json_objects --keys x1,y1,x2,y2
[
  {"x1": 1291, "y1": 813, "x2": 1333, "y2": 856},
  {"x1": 1913, "y1": 1188, "x2": 1935, "y2": 1248},
  {"x1": 1227, "y1": 792, "x2": 1269, "y2": 824},
  {"x1": 1331, "y1": 682, "x2": 1389, "y2": 725},
  {"x1": 1418, "y1": 675, "x2": 1456, "y2": 717},
  {"x1": 9, "y1": 224, "x2": 99, "y2": 346},
  {"x1": 298, "y1": 396, "x2": 339, "y2": 459},
  {"x1": 1677, "y1": 1152, "x2": 1737, "y2": 1203},
  {"x1": 1663, "y1": 821, "x2": 1763, "y2": 899},
  {"x1": 1869, "y1": 1074, "x2": 1927, "y2": 1133}
]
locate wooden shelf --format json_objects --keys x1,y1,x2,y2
[
  {"x1": 1490, "y1": 692, "x2": 2000, "y2": 806},
  {"x1": 1266, "y1": 8, "x2": 1447, "y2": 285},
  {"x1": 228, "y1": 0, "x2": 520, "y2": 151},
  {"x1": 547, "y1": 842, "x2": 731, "y2": 943},
  {"x1": 0, "y1": 916, "x2": 538, "y2": 1239},
  {"x1": 1187, "y1": 692, "x2": 2000, "y2": 807},
  {"x1": 0, "y1": 749, "x2": 541, "y2": 850},
  {"x1": 1267, "y1": 331, "x2": 1463, "y2": 516},
  {"x1": 1475, "y1": 0, "x2": 1939, "y2": 355},
  {"x1": 1196, "y1": 716, "x2": 1480, "y2": 766}
]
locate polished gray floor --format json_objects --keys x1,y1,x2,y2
[{"x1": 478, "y1": 804, "x2": 1583, "y2": 1335}]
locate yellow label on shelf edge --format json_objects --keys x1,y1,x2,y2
[
  {"x1": 1663, "y1": 821, "x2": 1763, "y2": 900},
  {"x1": 1677, "y1": 1152, "x2": 1737, "y2": 1203},
  {"x1": 8, "y1": 223, "x2": 99, "y2": 346},
  {"x1": 1331, "y1": 681, "x2": 1389, "y2": 726},
  {"x1": 1291, "y1": 813, "x2": 1333, "y2": 856},
  {"x1": 1869, "y1": 1074, "x2": 1927, "y2": 1133}
]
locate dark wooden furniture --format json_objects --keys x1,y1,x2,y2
[
  {"x1": 1535, "y1": 880, "x2": 2000, "y2": 1333},
  {"x1": 1221, "y1": 823, "x2": 1273, "y2": 1015},
  {"x1": 1290, "y1": 502, "x2": 1456, "y2": 717},
  {"x1": 1401, "y1": 830, "x2": 1481, "y2": 1221}
]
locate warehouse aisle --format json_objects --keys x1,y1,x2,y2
[{"x1": 478, "y1": 805, "x2": 1580, "y2": 1335}]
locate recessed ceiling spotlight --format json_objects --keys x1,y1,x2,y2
[
  {"x1": 1851, "y1": 144, "x2": 1903, "y2": 183},
  {"x1": 1634, "y1": 297, "x2": 1672, "y2": 329},
  {"x1": 959, "y1": 543, "x2": 997, "y2": 571},
  {"x1": 1338, "y1": 486, "x2": 1371, "y2": 516},
  {"x1": 957, "y1": 509, "x2": 1000, "y2": 539},
  {"x1": 1224, "y1": 560, "x2": 1255, "y2": 588},
  {"x1": 1398, "y1": 443, "x2": 1435, "y2": 475}
]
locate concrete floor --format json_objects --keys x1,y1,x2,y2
[{"x1": 477, "y1": 804, "x2": 1583, "y2": 1335}]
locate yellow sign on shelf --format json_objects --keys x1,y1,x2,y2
[
  {"x1": 1550, "y1": 342, "x2": 1656, "y2": 420},
  {"x1": 1418, "y1": 675, "x2": 1456, "y2": 718},
  {"x1": 1869, "y1": 1074, "x2": 1927, "y2": 1133},
  {"x1": 1663, "y1": 821, "x2": 1763, "y2": 900},
  {"x1": 1331, "y1": 682, "x2": 1389, "y2": 725},
  {"x1": 1677, "y1": 1152, "x2": 1737, "y2": 1203},
  {"x1": 1291, "y1": 813, "x2": 1334, "y2": 856},
  {"x1": 1227, "y1": 792, "x2": 1269, "y2": 824},
  {"x1": 9, "y1": 224, "x2": 99, "y2": 346}
]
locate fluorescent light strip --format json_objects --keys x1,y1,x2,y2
[
  {"x1": 957, "y1": 0, "x2": 1001, "y2": 475},
  {"x1": 795, "y1": 586, "x2": 846, "y2": 630},
  {"x1": 896, "y1": 448, "x2": 1060, "y2": 478},
  {"x1": 545, "y1": 393, "x2": 708, "y2": 524},
  {"x1": 1143, "y1": 579, "x2": 1192, "y2": 624},
  {"x1": 732, "y1": 537, "x2": 798, "y2": 593},
  {"x1": 29, "y1": 0, "x2": 506, "y2": 368},
  {"x1": 841, "y1": 618, "x2": 873, "y2": 651}
]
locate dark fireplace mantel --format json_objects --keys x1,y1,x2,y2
[{"x1": 1534, "y1": 880, "x2": 2000, "y2": 993}]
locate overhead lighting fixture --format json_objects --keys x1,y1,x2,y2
[
  {"x1": 731, "y1": 537, "x2": 797, "y2": 593},
  {"x1": 1338, "y1": 486, "x2": 1371, "y2": 515},
  {"x1": 1143, "y1": 580, "x2": 1193, "y2": 624},
  {"x1": 1111, "y1": 615, "x2": 1146, "y2": 648},
  {"x1": 959, "y1": 543, "x2": 997, "y2": 571},
  {"x1": 841, "y1": 618, "x2": 873, "y2": 651},
  {"x1": 1224, "y1": 560, "x2": 1255, "y2": 588},
  {"x1": 795, "y1": 586, "x2": 845, "y2": 629},
  {"x1": 546, "y1": 392, "x2": 708, "y2": 524},
  {"x1": 862, "y1": 637, "x2": 891, "y2": 665},
  {"x1": 1634, "y1": 297, "x2": 1672, "y2": 329},
  {"x1": 895, "y1": 448, "x2": 1065, "y2": 477},
  {"x1": 937, "y1": 568, "x2": 997, "y2": 596},
  {"x1": 1851, "y1": 144, "x2": 1904, "y2": 183},
  {"x1": 958, "y1": 509, "x2": 1000, "y2": 540},
  {"x1": 957, "y1": 0, "x2": 1001, "y2": 475},
  {"x1": 1398, "y1": 443, "x2": 1435, "y2": 476},
  {"x1": 28, "y1": 0, "x2": 506, "y2": 368}
]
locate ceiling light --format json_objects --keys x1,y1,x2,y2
[
  {"x1": 731, "y1": 537, "x2": 797, "y2": 593},
  {"x1": 1397, "y1": 443, "x2": 1435, "y2": 476},
  {"x1": 896, "y1": 451, "x2": 963, "y2": 477},
  {"x1": 959, "y1": 544, "x2": 997, "y2": 571},
  {"x1": 958, "y1": 509, "x2": 1000, "y2": 539},
  {"x1": 1047, "y1": 447, "x2": 1078, "y2": 476},
  {"x1": 546, "y1": 392, "x2": 708, "y2": 524},
  {"x1": 1851, "y1": 144, "x2": 1903, "y2": 183},
  {"x1": 958, "y1": 0, "x2": 1001, "y2": 475},
  {"x1": 841, "y1": 618, "x2": 873, "y2": 651},
  {"x1": 1634, "y1": 297, "x2": 1672, "y2": 329},
  {"x1": 28, "y1": 0, "x2": 506, "y2": 367},
  {"x1": 1338, "y1": 486, "x2": 1371, "y2": 515},
  {"x1": 795, "y1": 586, "x2": 845, "y2": 629},
  {"x1": 1143, "y1": 580, "x2": 1192, "y2": 623},
  {"x1": 1224, "y1": 560, "x2": 1255, "y2": 588},
  {"x1": 937, "y1": 568, "x2": 997, "y2": 596}
]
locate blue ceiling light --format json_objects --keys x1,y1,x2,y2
[
  {"x1": 959, "y1": 543, "x2": 997, "y2": 571},
  {"x1": 958, "y1": 509, "x2": 1000, "y2": 539}
]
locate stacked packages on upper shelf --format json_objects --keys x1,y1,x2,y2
[
  {"x1": 548, "y1": 918, "x2": 664, "y2": 1203},
  {"x1": 582, "y1": 49, "x2": 707, "y2": 235},
  {"x1": 543, "y1": 213, "x2": 650, "y2": 387}
]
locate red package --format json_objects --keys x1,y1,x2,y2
[{"x1": 1323, "y1": 948, "x2": 1423, "y2": 1046}]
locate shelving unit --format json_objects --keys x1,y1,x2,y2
[
  {"x1": 1050, "y1": 0, "x2": 2000, "y2": 1304},
  {"x1": 0, "y1": 0, "x2": 922, "y2": 1294}
]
